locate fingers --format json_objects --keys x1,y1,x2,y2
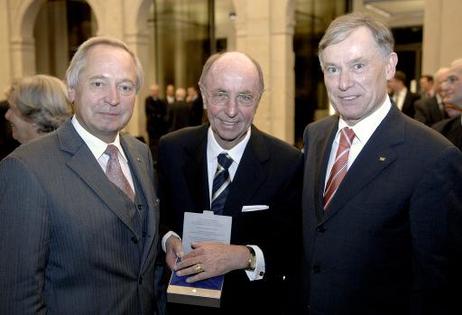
[{"x1": 175, "y1": 262, "x2": 204, "y2": 276}]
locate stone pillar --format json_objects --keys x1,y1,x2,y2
[
  {"x1": 125, "y1": 32, "x2": 151, "y2": 140},
  {"x1": 233, "y1": 0, "x2": 295, "y2": 143}
]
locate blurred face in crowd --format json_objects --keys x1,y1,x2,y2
[
  {"x1": 320, "y1": 27, "x2": 397, "y2": 126},
  {"x1": 68, "y1": 44, "x2": 137, "y2": 143},
  {"x1": 202, "y1": 52, "x2": 261, "y2": 150},
  {"x1": 441, "y1": 62, "x2": 462, "y2": 109},
  {"x1": 4, "y1": 101, "x2": 38, "y2": 143},
  {"x1": 419, "y1": 77, "x2": 433, "y2": 94},
  {"x1": 150, "y1": 84, "x2": 160, "y2": 98}
]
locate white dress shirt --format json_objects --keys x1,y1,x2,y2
[
  {"x1": 162, "y1": 127, "x2": 265, "y2": 281},
  {"x1": 325, "y1": 98, "x2": 392, "y2": 190},
  {"x1": 71, "y1": 116, "x2": 135, "y2": 191}
]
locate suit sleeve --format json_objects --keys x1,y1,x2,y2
[
  {"x1": 0, "y1": 156, "x2": 49, "y2": 314},
  {"x1": 409, "y1": 146, "x2": 462, "y2": 314}
]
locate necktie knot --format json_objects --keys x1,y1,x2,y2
[
  {"x1": 105, "y1": 144, "x2": 120, "y2": 159},
  {"x1": 217, "y1": 153, "x2": 233, "y2": 170},
  {"x1": 340, "y1": 127, "x2": 355, "y2": 147}
]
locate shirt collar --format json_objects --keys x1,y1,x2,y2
[
  {"x1": 207, "y1": 127, "x2": 251, "y2": 165},
  {"x1": 71, "y1": 115, "x2": 127, "y2": 162},
  {"x1": 338, "y1": 96, "x2": 392, "y2": 145}
]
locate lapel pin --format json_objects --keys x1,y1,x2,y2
[
  {"x1": 136, "y1": 157, "x2": 141, "y2": 162},
  {"x1": 379, "y1": 156, "x2": 386, "y2": 161}
]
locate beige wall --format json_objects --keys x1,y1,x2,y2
[{"x1": 422, "y1": 0, "x2": 462, "y2": 74}]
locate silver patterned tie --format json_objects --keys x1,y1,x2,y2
[{"x1": 104, "y1": 145, "x2": 135, "y2": 201}]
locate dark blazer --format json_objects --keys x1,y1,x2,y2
[
  {"x1": 145, "y1": 96, "x2": 168, "y2": 139},
  {"x1": 432, "y1": 115, "x2": 462, "y2": 150},
  {"x1": 0, "y1": 119, "x2": 160, "y2": 314},
  {"x1": 167, "y1": 100, "x2": 191, "y2": 133},
  {"x1": 158, "y1": 124, "x2": 303, "y2": 314},
  {"x1": 0, "y1": 100, "x2": 19, "y2": 160},
  {"x1": 302, "y1": 106, "x2": 462, "y2": 315},
  {"x1": 401, "y1": 90, "x2": 420, "y2": 118},
  {"x1": 414, "y1": 96, "x2": 447, "y2": 126}
]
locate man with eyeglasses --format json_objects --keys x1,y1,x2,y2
[
  {"x1": 0, "y1": 37, "x2": 160, "y2": 314},
  {"x1": 437, "y1": 58, "x2": 462, "y2": 150},
  {"x1": 158, "y1": 52, "x2": 302, "y2": 314}
]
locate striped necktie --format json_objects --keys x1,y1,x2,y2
[
  {"x1": 211, "y1": 153, "x2": 233, "y2": 215},
  {"x1": 323, "y1": 127, "x2": 355, "y2": 209}
]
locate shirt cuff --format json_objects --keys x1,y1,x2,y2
[
  {"x1": 161, "y1": 231, "x2": 181, "y2": 252},
  {"x1": 244, "y1": 245, "x2": 265, "y2": 281}
]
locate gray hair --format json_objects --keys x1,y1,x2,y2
[
  {"x1": 65, "y1": 36, "x2": 144, "y2": 92},
  {"x1": 198, "y1": 52, "x2": 265, "y2": 96},
  {"x1": 318, "y1": 13, "x2": 394, "y2": 67},
  {"x1": 8, "y1": 74, "x2": 72, "y2": 133}
]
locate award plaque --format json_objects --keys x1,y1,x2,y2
[{"x1": 167, "y1": 211, "x2": 232, "y2": 308}]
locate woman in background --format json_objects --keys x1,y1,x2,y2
[{"x1": 5, "y1": 74, "x2": 72, "y2": 144}]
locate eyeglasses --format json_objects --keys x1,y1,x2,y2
[
  {"x1": 206, "y1": 90, "x2": 258, "y2": 107},
  {"x1": 88, "y1": 78, "x2": 137, "y2": 96}
]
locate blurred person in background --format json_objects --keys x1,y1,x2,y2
[
  {"x1": 5, "y1": 74, "x2": 72, "y2": 144},
  {"x1": 0, "y1": 85, "x2": 19, "y2": 159},
  {"x1": 415, "y1": 68, "x2": 449, "y2": 126}
]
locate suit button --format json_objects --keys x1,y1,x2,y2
[
  {"x1": 312, "y1": 265, "x2": 320, "y2": 273},
  {"x1": 138, "y1": 276, "x2": 143, "y2": 284},
  {"x1": 316, "y1": 226, "x2": 326, "y2": 233},
  {"x1": 131, "y1": 236, "x2": 139, "y2": 244}
]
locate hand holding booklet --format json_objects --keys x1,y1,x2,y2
[{"x1": 167, "y1": 211, "x2": 232, "y2": 308}]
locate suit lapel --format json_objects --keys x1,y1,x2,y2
[
  {"x1": 313, "y1": 120, "x2": 339, "y2": 221},
  {"x1": 120, "y1": 135, "x2": 158, "y2": 270},
  {"x1": 184, "y1": 126, "x2": 210, "y2": 211},
  {"x1": 322, "y1": 107, "x2": 403, "y2": 223},
  {"x1": 224, "y1": 127, "x2": 268, "y2": 216},
  {"x1": 58, "y1": 121, "x2": 137, "y2": 235}
]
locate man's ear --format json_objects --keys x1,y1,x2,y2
[{"x1": 385, "y1": 52, "x2": 398, "y2": 80}]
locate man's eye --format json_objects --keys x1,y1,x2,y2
[
  {"x1": 326, "y1": 66, "x2": 337, "y2": 74},
  {"x1": 353, "y1": 63, "x2": 364, "y2": 70},
  {"x1": 119, "y1": 83, "x2": 135, "y2": 94},
  {"x1": 91, "y1": 81, "x2": 105, "y2": 88}
]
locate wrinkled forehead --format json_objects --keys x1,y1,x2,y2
[{"x1": 209, "y1": 56, "x2": 258, "y2": 82}]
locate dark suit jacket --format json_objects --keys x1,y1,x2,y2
[
  {"x1": 432, "y1": 115, "x2": 462, "y2": 150},
  {"x1": 145, "y1": 96, "x2": 168, "y2": 140},
  {"x1": 302, "y1": 106, "x2": 462, "y2": 315},
  {"x1": 0, "y1": 100, "x2": 19, "y2": 160},
  {"x1": 167, "y1": 100, "x2": 191, "y2": 133},
  {"x1": 401, "y1": 90, "x2": 420, "y2": 118},
  {"x1": 0, "y1": 119, "x2": 160, "y2": 314},
  {"x1": 414, "y1": 96, "x2": 446, "y2": 126},
  {"x1": 158, "y1": 124, "x2": 303, "y2": 314}
]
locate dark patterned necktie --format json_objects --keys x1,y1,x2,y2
[
  {"x1": 105, "y1": 145, "x2": 135, "y2": 201},
  {"x1": 323, "y1": 127, "x2": 355, "y2": 209},
  {"x1": 211, "y1": 153, "x2": 233, "y2": 214}
]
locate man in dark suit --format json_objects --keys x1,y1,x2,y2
[
  {"x1": 415, "y1": 67, "x2": 449, "y2": 126},
  {"x1": 389, "y1": 70, "x2": 420, "y2": 118},
  {"x1": 301, "y1": 13, "x2": 462, "y2": 315},
  {"x1": 167, "y1": 87, "x2": 190, "y2": 132},
  {"x1": 436, "y1": 58, "x2": 462, "y2": 150},
  {"x1": 0, "y1": 37, "x2": 159, "y2": 314},
  {"x1": 158, "y1": 52, "x2": 302, "y2": 314},
  {"x1": 145, "y1": 83, "x2": 167, "y2": 162},
  {"x1": 187, "y1": 85, "x2": 204, "y2": 126},
  {"x1": 0, "y1": 98, "x2": 19, "y2": 160}
]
